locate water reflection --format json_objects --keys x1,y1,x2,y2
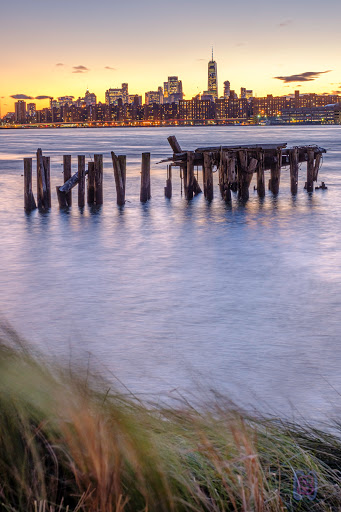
[{"x1": 0, "y1": 126, "x2": 341, "y2": 422}]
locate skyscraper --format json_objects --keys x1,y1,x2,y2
[
  {"x1": 208, "y1": 49, "x2": 218, "y2": 99},
  {"x1": 224, "y1": 81, "x2": 231, "y2": 99},
  {"x1": 15, "y1": 101, "x2": 26, "y2": 123}
]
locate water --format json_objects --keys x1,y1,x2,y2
[{"x1": 1, "y1": 125, "x2": 341, "y2": 422}]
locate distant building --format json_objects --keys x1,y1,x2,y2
[
  {"x1": 57, "y1": 96, "x2": 74, "y2": 106},
  {"x1": 245, "y1": 90, "x2": 253, "y2": 100},
  {"x1": 27, "y1": 103, "x2": 36, "y2": 117},
  {"x1": 84, "y1": 89, "x2": 97, "y2": 106},
  {"x1": 240, "y1": 88, "x2": 246, "y2": 99},
  {"x1": 15, "y1": 101, "x2": 26, "y2": 123},
  {"x1": 178, "y1": 99, "x2": 214, "y2": 121},
  {"x1": 105, "y1": 84, "x2": 129, "y2": 106},
  {"x1": 128, "y1": 94, "x2": 142, "y2": 105},
  {"x1": 145, "y1": 90, "x2": 162, "y2": 105},
  {"x1": 163, "y1": 77, "x2": 183, "y2": 103},
  {"x1": 207, "y1": 49, "x2": 218, "y2": 99},
  {"x1": 223, "y1": 81, "x2": 231, "y2": 99}
]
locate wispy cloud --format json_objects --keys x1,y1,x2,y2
[
  {"x1": 279, "y1": 19, "x2": 292, "y2": 27},
  {"x1": 35, "y1": 95, "x2": 53, "y2": 100},
  {"x1": 72, "y1": 65, "x2": 89, "y2": 74},
  {"x1": 104, "y1": 66, "x2": 116, "y2": 70},
  {"x1": 56, "y1": 63, "x2": 64, "y2": 67},
  {"x1": 10, "y1": 94, "x2": 34, "y2": 100},
  {"x1": 274, "y1": 70, "x2": 332, "y2": 83}
]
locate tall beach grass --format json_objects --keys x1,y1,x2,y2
[{"x1": 1, "y1": 324, "x2": 341, "y2": 511}]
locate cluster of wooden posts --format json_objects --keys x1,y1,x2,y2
[
  {"x1": 165, "y1": 136, "x2": 326, "y2": 201},
  {"x1": 23, "y1": 137, "x2": 326, "y2": 211},
  {"x1": 24, "y1": 149, "x2": 151, "y2": 211}
]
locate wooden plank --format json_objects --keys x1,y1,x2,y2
[
  {"x1": 167, "y1": 135, "x2": 182, "y2": 153},
  {"x1": 24, "y1": 158, "x2": 36, "y2": 211},
  {"x1": 63, "y1": 155, "x2": 72, "y2": 206},
  {"x1": 111, "y1": 152, "x2": 125, "y2": 206},
  {"x1": 94, "y1": 154, "x2": 103, "y2": 205},
  {"x1": 257, "y1": 151, "x2": 265, "y2": 198},
  {"x1": 196, "y1": 143, "x2": 287, "y2": 153},
  {"x1": 306, "y1": 149, "x2": 315, "y2": 193},
  {"x1": 78, "y1": 155, "x2": 85, "y2": 207},
  {"x1": 87, "y1": 162, "x2": 95, "y2": 204},
  {"x1": 289, "y1": 148, "x2": 299, "y2": 195},
  {"x1": 140, "y1": 152, "x2": 151, "y2": 202}
]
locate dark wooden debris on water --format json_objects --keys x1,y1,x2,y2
[
  {"x1": 140, "y1": 152, "x2": 151, "y2": 202},
  {"x1": 163, "y1": 136, "x2": 326, "y2": 201}
]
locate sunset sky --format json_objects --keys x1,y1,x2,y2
[{"x1": 1, "y1": 0, "x2": 340, "y2": 115}]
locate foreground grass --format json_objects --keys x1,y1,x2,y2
[{"x1": 1, "y1": 326, "x2": 341, "y2": 511}]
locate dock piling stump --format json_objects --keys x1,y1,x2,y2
[
  {"x1": 63, "y1": 155, "x2": 72, "y2": 206},
  {"x1": 78, "y1": 155, "x2": 86, "y2": 207},
  {"x1": 94, "y1": 154, "x2": 103, "y2": 205},
  {"x1": 111, "y1": 152, "x2": 126, "y2": 206},
  {"x1": 140, "y1": 152, "x2": 151, "y2": 202},
  {"x1": 87, "y1": 162, "x2": 95, "y2": 204},
  {"x1": 257, "y1": 151, "x2": 265, "y2": 197},
  {"x1": 24, "y1": 158, "x2": 36, "y2": 211},
  {"x1": 289, "y1": 148, "x2": 299, "y2": 195},
  {"x1": 306, "y1": 149, "x2": 315, "y2": 193}
]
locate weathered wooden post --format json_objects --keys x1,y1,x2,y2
[
  {"x1": 306, "y1": 149, "x2": 315, "y2": 192},
  {"x1": 289, "y1": 148, "x2": 299, "y2": 195},
  {"x1": 37, "y1": 148, "x2": 49, "y2": 210},
  {"x1": 118, "y1": 155, "x2": 127, "y2": 194},
  {"x1": 94, "y1": 154, "x2": 103, "y2": 205},
  {"x1": 164, "y1": 165, "x2": 172, "y2": 199},
  {"x1": 186, "y1": 151, "x2": 195, "y2": 200},
  {"x1": 313, "y1": 152, "x2": 322, "y2": 182},
  {"x1": 111, "y1": 152, "x2": 125, "y2": 206},
  {"x1": 167, "y1": 135, "x2": 182, "y2": 154},
  {"x1": 43, "y1": 156, "x2": 51, "y2": 208},
  {"x1": 24, "y1": 158, "x2": 37, "y2": 211},
  {"x1": 269, "y1": 149, "x2": 281, "y2": 195},
  {"x1": 218, "y1": 147, "x2": 224, "y2": 197},
  {"x1": 256, "y1": 150, "x2": 265, "y2": 197},
  {"x1": 78, "y1": 155, "x2": 85, "y2": 207},
  {"x1": 63, "y1": 155, "x2": 72, "y2": 206},
  {"x1": 87, "y1": 162, "x2": 95, "y2": 204},
  {"x1": 203, "y1": 152, "x2": 213, "y2": 201},
  {"x1": 228, "y1": 153, "x2": 238, "y2": 192},
  {"x1": 140, "y1": 152, "x2": 151, "y2": 202}
]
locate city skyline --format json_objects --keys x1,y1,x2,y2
[{"x1": 1, "y1": 0, "x2": 340, "y2": 116}]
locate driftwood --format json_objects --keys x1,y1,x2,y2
[{"x1": 56, "y1": 167, "x2": 89, "y2": 207}]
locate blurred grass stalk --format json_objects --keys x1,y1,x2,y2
[{"x1": 1, "y1": 323, "x2": 341, "y2": 511}]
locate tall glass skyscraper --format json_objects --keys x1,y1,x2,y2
[{"x1": 208, "y1": 49, "x2": 218, "y2": 99}]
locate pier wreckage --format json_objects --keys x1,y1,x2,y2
[{"x1": 163, "y1": 136, "x2": 327, "y2": 201}]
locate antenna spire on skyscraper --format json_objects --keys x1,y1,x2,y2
[{"x1": 212, "y1": 46, "x2": 214, "y2": 61}]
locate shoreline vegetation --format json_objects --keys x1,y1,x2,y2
[{"x1": 1, "y1": 325, "x2": 341, "y2": 511}]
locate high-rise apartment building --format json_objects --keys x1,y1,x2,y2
[
  {"x1": 145, "y1": 90, "x2": 163, "y2": 105},
  {"x1": 207, "y1": 50, "x2": 218, "y2": 99},
  {"x1": 84, "y1": 89, "x2": 97, "y2": 106},
  {"x1": 27, "y1": 103, "x2": 36, "y2": 117},
  {"x1": 15, "y1": 101, "x2": 26, "y2": 123},
  {"x1": 163, "y1": 77, "x2": 183, "y2": 103},
  {"x1": 105, "y1": 84, "x2": 129, "y2": 106},
  {"x1": 223, "y1": 81, "x2": 231, "y2": 99},
  {"x1": 240, "y1": 88, "x2": 246, "y2": 99}
]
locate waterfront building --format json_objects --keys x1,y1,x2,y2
[
  {"x1": 105, "y1": 84, "x2": 129, "y2": 106},
  {"x1": 15, "y1": 101, "x2": 26, "y2": 123},
  {"x1": 145, "y1": 90, "x2": 163, "y2": 105},
  {"x1": 178, "y1": 99, "x2": 214, "y2": 121},
  {"x1": 281, "y1": 105, "x2": 340, "y2": 124},
  {"x1": 27, "y1": 103, "x2": 36, "y2": 118},
  {"x1": 207, "y1": 49, "x2": 218, "y2": 99},
  {"x1": 223, "y1": 81, "x2": 230, "y2": 99}
]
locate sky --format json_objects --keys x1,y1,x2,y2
[{"x1": 0, "y1": 0, "x2": 340, "y2": 115}]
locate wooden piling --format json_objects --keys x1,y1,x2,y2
[
  {"x1": 164, "y1": 165, "x2": 172, "y2": 199},
  {"x1": 24, "y1": 158, "x2": 36, "y2": 211},
  {"x1": 186, "y1": 151, "x2": 195, "y2": 200},
  {"x1": 193, "y1": 175, "x2": 202, "y2": 196},
  {"x1": 167, "y1": 135, "x2": 182, "y2": 154},
  {"x1": 203, "y1": 152, "x2": 213, "y2": 201},
  {"x1": 256, "y1": 151, "x2": 265, "y2": 197},
  {"x1": 78, "y1": 155, "x2": 85, "y2": 207},
  {"x1": 313, "y1": 152, "x2": 322, "y2": 182},
  {"x1": 140, "y1": 152, "x2": 151, "y2": 202},
  {"x1": 269, "y1": 149, "x2": 281, "y2": 195},
  {"x1": 111, "y1": 152, "x2": 125, "y2": 206},
  {"x1": 306, "y1": 149, "x2": 315, "y2": 193},
  {"x1": 37, "y1": 148, "x2": 49, "y2": 210},
  {"x1": 289, "y1": 148, "x2": 299, "y2": 195},
  {"x1": 228, "y1": 153, "x2": 237, "y2": 193},
  {"x1": 63, "y1": 155, "x2": 72, "y2": 206},
  {"x1": 118, "y1": 155, "x2": 127, "y2": 195},
  {"x1": 87, "y1": 162, "x2": 95, "y2": 204},
  {"x1": 94, "y1": 154, "x2": 103, "y2": 205},
  {"x1": 43, "y1": 156, "x2": 51, "y2": 208}
]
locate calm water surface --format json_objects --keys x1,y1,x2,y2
[{"x1": 0, "y1": 126, "x2": 340, "y2": 422}]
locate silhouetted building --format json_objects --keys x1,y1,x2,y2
[
  {"x1": 223, "y1": 81, "x2": 230, "y2": 99},
  {"x1": 15, "y1": 101, "x2": 26, "y2": 123}
]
